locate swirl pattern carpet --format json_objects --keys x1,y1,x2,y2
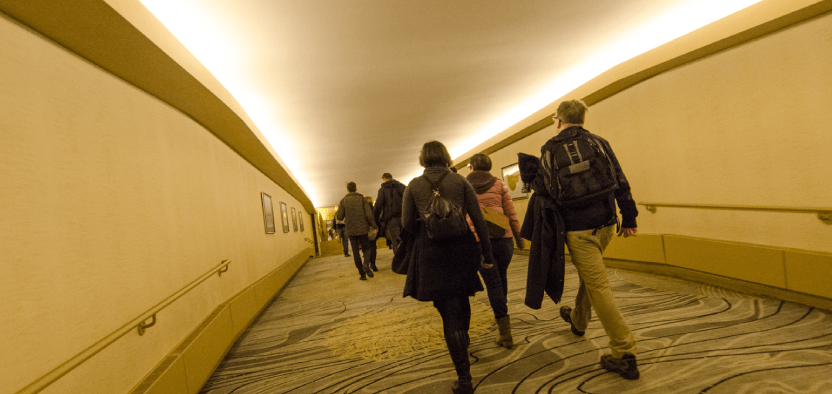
[{"x1": 200, "y1": 249, "x2": 832, "y2": 394}]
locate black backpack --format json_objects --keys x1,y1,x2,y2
[
  {"x1": 384, "y1": 183, "x2": 403, "y2": 221},
  {"x1": 540, "y1": 128, "x2": 618, "y2": 208},
  {"x1": 423, "y1": 172, "x2": 468, "y2": 240}
]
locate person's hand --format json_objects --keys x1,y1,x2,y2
[
  {"x1": 516, "y1": 237, "x2": 525, "y2": 250},
  {"x1": 618, "y1": 227, "x2": 637, "y2": 237},
  {"x1": 481, "y1": 253, "x2": 496, "y2": 269}
]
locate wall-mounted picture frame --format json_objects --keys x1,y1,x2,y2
[
  {"x1": 298, "y1": 213, "x2": 304, "y2": 232},
  {"x1": 501, "y1": 163, "x2": 528, "y2": 200},
  {"x1": 291, "y1": 207, "x2": 298, "y2": 232},
  {"x1": 280, "y1": 202, "x2": 290, "y2": 233},
  {"x1": 261, "y1": 193, "x2": 275, "y2": 234}
]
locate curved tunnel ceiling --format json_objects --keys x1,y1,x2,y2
[{"x1": 134, "y1": 0, "x2": 763, "y2": 207}]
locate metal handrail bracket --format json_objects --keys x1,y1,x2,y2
[
  {"x1": 18, "y1": 259, "x2": 231, "y2": 394},
  {"x1": 639, "y1": 202, "x2": 832, "y2": 225}
]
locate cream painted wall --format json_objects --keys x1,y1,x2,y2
[
  {"x1": 472, "y1": 11, "x2": 832, "y2": 254},
  {"x1": 589, "y1": 11, "x2": 832, "y2": 253},
  {"x1": 1, "y1": 14, "x2": 309, "y2": 394}
]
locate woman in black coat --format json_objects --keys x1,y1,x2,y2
[{"x1": 401, "y1": 141, "x2": 496, "y2": 394}]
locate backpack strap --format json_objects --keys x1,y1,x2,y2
[{"x1": 426, "y1": 171, "x2": 450, "y2": 194}]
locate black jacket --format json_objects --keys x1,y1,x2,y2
[
  {"x1": 374, "y1": 179, "x2": 406, "y2": 223},
  {"x1": 544, "y1": 126, "x2": 638, "y2": 231},
  {"x1": 395, "y1": 167, "x2": 494, "y2": 301},
  {"x1": 519, "y1": 153, "x2": 566, "y2": 309}
]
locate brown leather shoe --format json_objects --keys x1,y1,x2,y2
[
  {"x1": 600, "y1": 354, "x2": 640, "y2": 380},
  {"x1": 560, "y1": 306, "x2": 585, "y2": 337}
]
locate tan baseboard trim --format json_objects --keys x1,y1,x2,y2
[
  {"x1": 131, "y1": 248, "x2": 314, "y2": 394},
  {"x1": 604, "y1": 258, "x2": 832, "y2": 313}
]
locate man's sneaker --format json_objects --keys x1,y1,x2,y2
[
  {"x1": 559, "y1": 306, "x2": 585, "y2": 337},
  {"x1": 600, "y1": 354, "x2": 640, "y2": 380},
  {"x1": 371, "y1": 264, "x2": 379, "y2": 272},
  {"x1": 363, "y1": 264, "x2": 374, "y2": 278}
]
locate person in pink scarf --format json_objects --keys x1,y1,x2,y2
[{"x1": 465, "y1": 153, "x2": 525, "y2": 349}]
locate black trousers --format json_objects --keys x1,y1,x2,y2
[
  {"x1": 385, "y1": 217, "x2": 403, "y2": 251},
  {"x1": 489, "y1": 237, "x2": 515, "y2": 298},
  {"x1": 348, "y1": 234, "x2": 372, "y2": 275}
]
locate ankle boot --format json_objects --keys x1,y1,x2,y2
[
  {"x1": 494, "y1": 315, "x2": 513, "y2": 349},
  {"x1": 445, "y1": 330, "x2": 474, "y2": 393}
]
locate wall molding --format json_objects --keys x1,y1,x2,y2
[
  {"x1": 0, "y1": 0, "x2": 315, "y2": 214},
  {"x1": 455, "y1": 0, "x2": 832, "y2": 169},
  {"x1": 129, "y1": 248, "x2": 314, "y2": 394}
]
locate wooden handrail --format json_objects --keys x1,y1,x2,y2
[
  {"x1": 16, "y1": 259, "x2": 232, "y2": 394},
  {"x1": 638, "y1": 202, "x2": 832, "y2": 225}
]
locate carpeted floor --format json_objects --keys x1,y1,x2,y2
[{"x1": 200, "y1": 248, "x2": 832, "y2": 394}]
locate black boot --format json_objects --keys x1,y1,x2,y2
[{"x1": 445, "y1": 330, "x2": 474, "y2": 394}]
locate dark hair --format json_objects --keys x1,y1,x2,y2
[
  {"x1": 382, "y1": 173, "x2": 392, "y2": 180},
  {"x1": 346, "y1": 182, "x2": 356, "y2": 193},
  {"x1": 419, "y1": 141, "x2": 452, "y2": 168},
  {"x1": 469, "y1": 153, "x2": 492, "y2": 171}
]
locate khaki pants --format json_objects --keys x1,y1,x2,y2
[{"x1": 566, "y1": 225, "x2": 637, "y2": 358}]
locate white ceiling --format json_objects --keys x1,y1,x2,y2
[{"x1": 136, "y1": 0, "x2": 761, "y2": 207}]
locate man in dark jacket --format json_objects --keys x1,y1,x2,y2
[
  {"x1": 336, "y1": 182, "x2": 378, "y2": 280},
  {"x1": 373, "y1": 173, "x2": 406, "y2": 251},
  {"x1": 530, "y1": 99, "x2": 640, "y2": 380}
]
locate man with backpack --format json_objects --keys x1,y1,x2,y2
[
  {"x1": 373, "y1": 173, "x2": 406, "y2": 252},
  {"x1": 536, "y1": 99, "x2": 640, "y2": 380}
]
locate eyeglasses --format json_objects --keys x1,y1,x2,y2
[{"x1": 552, "y1": 115, "x2": 560, "y2": 122}]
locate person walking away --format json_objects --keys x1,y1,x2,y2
[
  {"x1": 399, "y1": 141, "x2": 496, "y2": 394},
  {"x1": 374, "y1": 172, "x2": 406, "y2": 251},
  {"x1": 465, "y1": 153, "x2": 525, "y2": 349},
  {"x1": 364, "y1": 196, "x2": 379, "y2": 272},
  {"x1": 336, "y1": 218, "x2": 350, "y2": 257},
  {"x1": 336, "y1": 182, "x2": 377, "y2": 280},
  {"x1": 529, "y1": 99, "x2": 640, "y2": 379}
]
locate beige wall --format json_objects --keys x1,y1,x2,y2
[
  {"x1": 1, "y1": 12, "x2": 310, "y2": 394},
  {"x1": 461, "y1": 5, "x2": 832, "y2": 255}
]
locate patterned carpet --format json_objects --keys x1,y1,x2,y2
[{"x1": 200, "y1": 248, "x2": 832, "y2": 394}]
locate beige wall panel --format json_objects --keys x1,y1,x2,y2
[
  {"x1": 589, "y1": 12, "x2": 832, "y2": 252},
  {"x1": 604, "y1": 233, "x2": 666, "y2": 264},
  {"x1": 664, "y1": 235, "x2": 785, "y2": 288},
  {"x1": 0, "y1": 14, "x2": 307, "y2": 394},
  {"x1": 784, "y1": 250, "x2": 832, "y2": 299},
  {"x1": 182, "y1": 306, "x2": 234, "y2": 394},
  {"x1": 143, "y1": 356, "x2": 189, "y2": 394},
  {"x1": 229, "y1": 287, "x2": 260, "y2": 336}
]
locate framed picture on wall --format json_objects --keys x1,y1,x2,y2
[
  {"x1": 280, "y1": 202, "x2": 290, "y2": 233},
  {"x1": 298, "y1": 213, "x2": 304, "y2": 232},
  {"x1": 261, "y1": 193, "x2": 275, "y2": 234},
  {"x1": 501, "y1": 163, "x2": 528, "y2": 200},
  {"x1": 291, "y1": 207, "x2": 298, "y2": 232}
]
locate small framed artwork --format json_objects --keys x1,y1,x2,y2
[
  {"x1": 280, "y1": 202, "x2": 290, "y2": 233},
  {"x1": 291, "y1": 207, "x2": 298, "y2": 232},
  {"x1": 501, "y1": 163, "x2": 528, "y2": 200},
  {"x1": 298, "y1": 213, "x2": 304, "y2": 232},
  {"x1": 261, "y1": 193, "x2": 275, "y2": 234}
]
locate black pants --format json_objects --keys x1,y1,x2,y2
[
  {"x1": 340, "y1": 228, "x2": 350, "y2": 255},
  {"x1": 478, "y1": 237, "x2": 514, "y2": 319},
  {"x1": 489, "y1": 237, "x2": 515, "y2": 298},
  {"x1": 348, "y1": 234, "x2": 372, "y2": 275},
  {"x1": 385, "y1": 217, "x2": 402, "y2": 251}
]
